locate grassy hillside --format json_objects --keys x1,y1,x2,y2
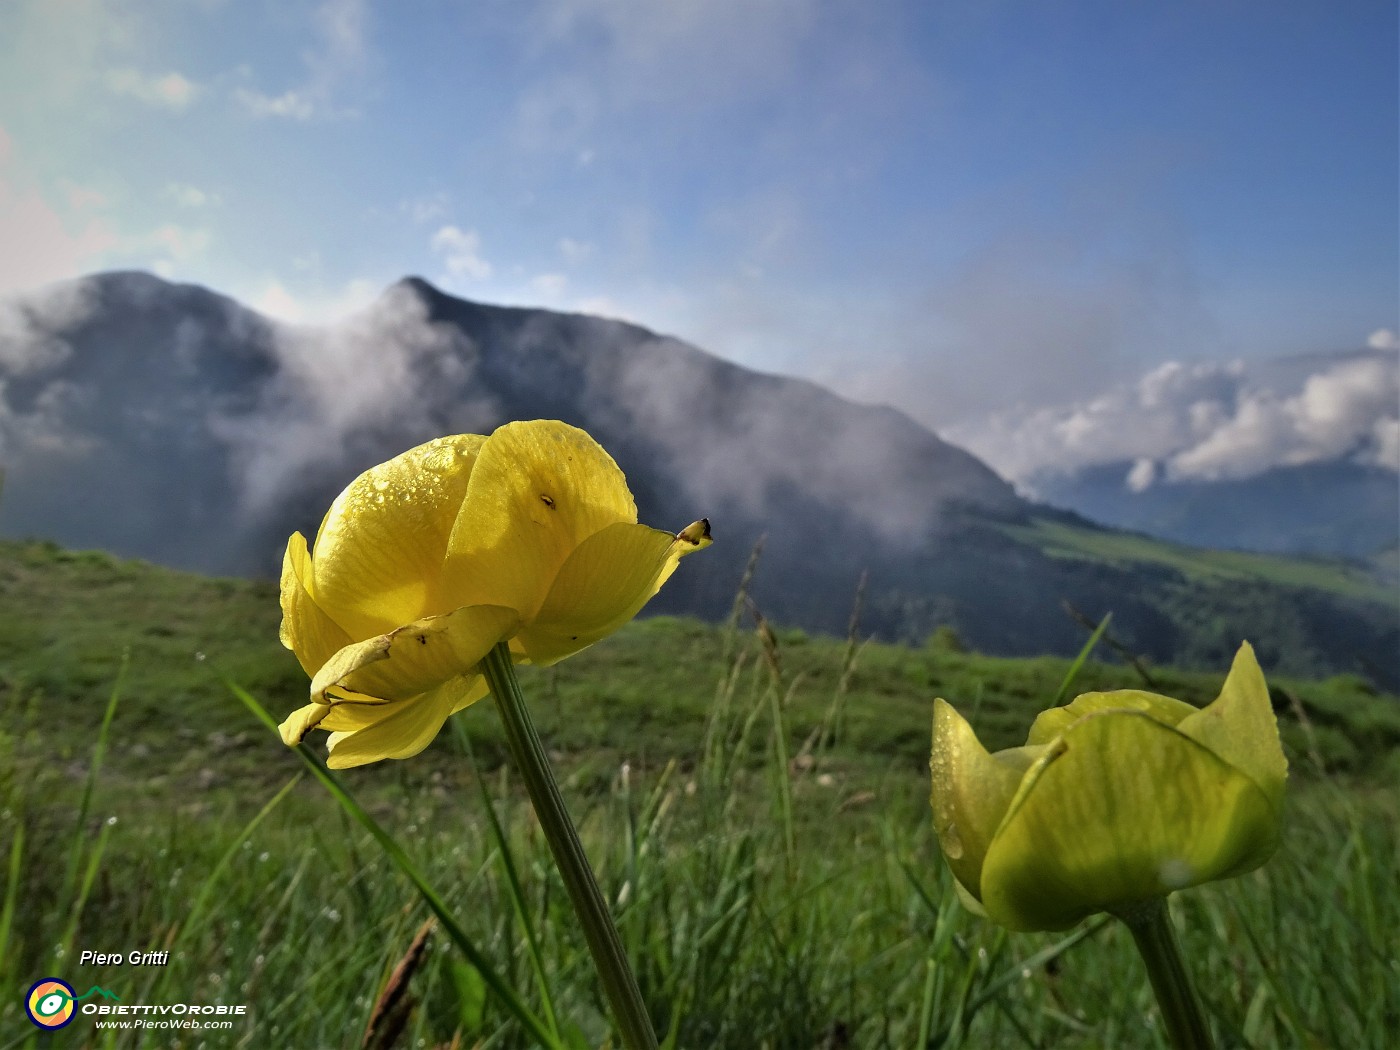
[
  {"x1": 949, "y1": 514, "x2": 1400, "y2": 690},
  {"x1": 1004, "y1": 518, "x2": 1396, "y2": 604},
  {"x1": 2, "y1": 539, "x2": 1399, "y2": 1046},
  {"x1": 3, "y1": 536, "x2": 1398, "y2": 789}
]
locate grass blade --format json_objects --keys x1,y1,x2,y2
[
  {"x1": 61, "y1": 653, "x2": 127, "y2": 902},
  {"x1": 1051, "y1": 612, "x2": 1111, "y2": 706},
  {"x1": 0, "y1": 822, "x2": 21, "y2": 970},
  {"x1": 453, "y1": 717, "x2": 561, "y2": 1041},
  {"x1": 228, "y1": 681, "x2": 564, "y2": 1050},
  {"x1": 169, "y1": 774, "x2": 303, "y2": 953}
]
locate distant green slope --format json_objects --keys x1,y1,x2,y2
[
  {"x1": 882, "y1": 513, "x2": 1394, "y2": 690},
  {"x1": 1001, "y1": 518, "x2": 1396, "y2": 605},
  {"x1": 1370, "y1": 544, "x2": 1400, "y2": 590}
]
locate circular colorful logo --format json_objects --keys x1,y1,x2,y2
[{"x1": 26, "y1": 978, "x2": 77, "y2": 1029}]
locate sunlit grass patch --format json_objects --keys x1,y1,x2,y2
[{"x1": 999, "y1": 518, "x2": 1396, "y2": 605}]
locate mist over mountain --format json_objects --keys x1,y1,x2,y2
[
  {"x1": 2, "y1": 272, "x2": 1395, "y2": 685},
  {"x1": 0, "y1": 270, "x2": 1020, "y2": 617},
  {"x1": 950, "y1": 349, "x2": 1400, "y2": 558}
]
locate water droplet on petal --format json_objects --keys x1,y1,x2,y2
[
  {"x1": 941, "y1": 820, "x2": 965, "y2": 859},
  {"x1": 423, "y1": 445, "x2": 459, "y2": 472}
]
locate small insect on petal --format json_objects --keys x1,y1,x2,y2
[{"x1": 678, "y1": 518, "x2": 712, "y2": 547}]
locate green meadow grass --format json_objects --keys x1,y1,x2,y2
[
  {"x1": 999, "y1": 519, "x2": 1396, "y2": 606},
  {"x1": 1, "y1": 539, "x2": 1398, "y2": 1047}
]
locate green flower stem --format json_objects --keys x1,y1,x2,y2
[
  {"x1": 481, "y1": 642, "x2": 660, "y2": 1050},
  {"x1": 1120, "y1": 899, "x2": 1215, "y2": 1050}
]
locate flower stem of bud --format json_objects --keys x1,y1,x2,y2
[
  {"x1": 481, "y1": 642, "x2": 660, "y2": 1050},
  {"x1": 1119, "y1": 898, "x2": 1215, "y2": 1050}
]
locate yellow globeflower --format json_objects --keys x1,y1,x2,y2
[
  {"x1": 930, "y1": 644, "x2": 1287, "y2": 931},
  {"x1": 279, "y1": 420, "x2": 711, "y2": 768}
]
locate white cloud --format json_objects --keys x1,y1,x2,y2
[
  {"x1": 1373, "y1": 416, "x2": 1400, "y2": 471},
  {"x1": 1171, "y1": 356, "x2": 1399, "y2": 480},
  {"x1": 248, "y1": 276, "x2": 379, "y2": 324},
  {"x1": 1368, "y1": 327, "x2": 1399, "y2": 351},
  {"x1": 0, "y1": 279, "x2": 98, "y2": 373},
  {"x1": 1125, "y1": 457, "x2": 1157, "y2": 493},
  {"x1": 106, "y1": 68, "x2": 200, "y2": 110},
  {"x1": 431, "y1": 225, "x2": 493, "y2": 280},
  {"x1": 213, "y1": 281, "x2": 495, "y2": 513},
  {"x1": 164, "y1": 182, "x2": 221, "y2": 209},
  {"x1": 0, "y1": 279, "x2": 101, "y2": 460},
  {"x1": 234, "y1": 86, "x2": 317, "y2": 120},
  {"x1": 949, "y1": 351, "x2": 1400, "y2": 488},
  {"x1": 401, "y1": 192, "x2": 450, "y2": 224},
  {"x1": 235, "y1": 0, "x2": 367, "y2": 120},
  {"x1": 250, "y1": 282, "x2": 303, "y2": 322}
]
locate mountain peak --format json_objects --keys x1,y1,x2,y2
[{"x1": 387, "y1": 274, "x2": 444, "y2": 301}]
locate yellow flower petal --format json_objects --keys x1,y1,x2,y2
[
  {"x1": 311, "y1": 605, "x2": 519, "y2": 703},
  {"x1": 448, "y1": 675, "x2": 492, "y2": 713},
  {"x1": 279, "y1": 531, "x2": 353, "y2": 678},
  {"x1": 279, "y1": 701, "x2": 331, "y2": 746},
  {"x1": 318, "y1": 698, "x2": 409, "y2": 734},
  {"x1": 277, "y1": 421, "x2": 710, "y2": 766},
  {"x1": 951, "y1": 875, "x2": 989, "y2": 918},
  {"x1": 515, "y1": 519, "x2": 711, "y2": 666},
  {"x1": 314, "y1": 675, "x2": 492, "y2": 735},
  {"x1": 323, "y1": 679, "x2": 466, "y2": 769},
  {"x1": 1177, "y1": 642, "x2": 1288, "y2": 811},
  {"x1": 310, "y1": 435, "x2": 485, "y2": 639},
  {"x1": 929, "y1": 699, "x2": 1038, "y2": 902},
  {"x1": 1026, "y1": 689, "x2": 1198, "y2": 745},
  {"x1": 442, "y1": 421, "x2": 637, "y2": 620},
  {"x1": 981, "y1": 710, "x2": 1278, "y2": 931}
]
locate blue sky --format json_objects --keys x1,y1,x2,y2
[{"x1": 0, "y1": 0, "x2": 1395, "y2": 428}]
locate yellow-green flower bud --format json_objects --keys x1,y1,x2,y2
[{"x1": 930, "y1": 644, "x2": 1287, "y2": 931}]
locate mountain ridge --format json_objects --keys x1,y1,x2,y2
[{"x1": 1, "y1": 271, "x2": 1395, "y2": 685}]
